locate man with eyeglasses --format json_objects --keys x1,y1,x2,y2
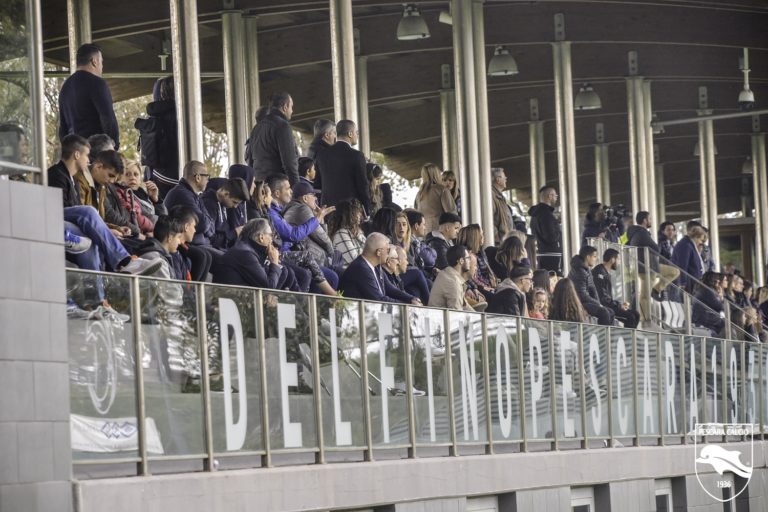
[
  {"x1": 428, "y1": 244, "x2": 474, "y2": 311},
  {"x1": 164, "y1": 160, "x2": 217, "y2": 248}
]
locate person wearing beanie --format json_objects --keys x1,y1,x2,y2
[
  {"x1": 428, "y1": 244, "x2": 474, "y2": 311},
  {"x1": 487, "y1": 264, "x2": 533, "y2": 317}
]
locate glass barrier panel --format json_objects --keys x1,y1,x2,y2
[
  {"x1": 762, "y1": 345, "x2": 768, "y2": 433},
  {"x1": 704, "y1": 338, "x2": 724, "y2": 425},
  {"x1": 582, "y1": 325, "x2": 609, "y2": 439},
  {"x1": 621, "y1": 246, "x2": 639, "y2": 312},
  {"x1": 205, "y1": 285, "x2": 263, "y2": 454},
  {"x1": 683, "y1": 337, "x2": 705, "y2": 436},
  {"x1": 610, "y1": 328, "x2": 636, "y2": 438},
  {"x1": 552, "y1": 321, "x2": 583, "y2": 441},
  {"x1": 635, "y1": 331, "x2": 659, "y2": 436},
  {"x1": 447, "y1": 311, "x2": 488, "y2": 444},
  {"x1": 660, "y1": 335, "x2": 683, "y2": 437},
  {"x1": 139, "y1": 278, "x2": 205, "y2": 457},
  {"x1": 724, "y1": 341, "x2": 745, "y2": 425},
  {"x1": 363, "y1": 302, "x2": 408, "y2": 447},
  {"x1": 68, "y1": 272, "x2": 139, "y2": 461},
  {"x1": 521, "y1": 318, "x2": 552, "y2": 441},
  {"x1": 316, "y1": 296, "x2": 366, "y2": 449},
  {"x1": 407, "y1": 306, "x2": 451, "y2": 446},
  {"x1": 745, "y1": 343, "x2": 759, "y2": 427},
  {"x1": 486, "y1": 314, "x2": 522, "y2": 442},
  {"x1": 263, "y1": 291, "x2": 318, "y2": 451}
]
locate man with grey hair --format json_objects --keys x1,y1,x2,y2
[
  {"x1": 491, "y1": 167, "x2": 514, "y2": 245},
  {"x1": 213, "y1": 218, "x2": 289, "y2": 290},
  {"x1": 307, "y1": 118, "x2": 336, "y2": 160},
  {"x1": 339, "y1": 232, "x2": 420, "y2": 304}
]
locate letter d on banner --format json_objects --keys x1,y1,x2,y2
[{"x1": 219, "y1": 298, "x2": 247, "y2": 451}]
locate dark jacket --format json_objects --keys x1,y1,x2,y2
[
  {"x1": 164, "y1": 179, "x2": 215, "y2": 246},
  {"x1": 627, "y1": 225, "x2": 660, "y2": 272},
  {"x1": 338, "y1": 255, "x2": 413, "y2": 304},
  {"x1": 692, "y1": 286, "x2": 724, "y2": 335},
  {"x1": 97, "y1": 183, "x2": 139, "y2": 235},
  {"x1": 145, "y1": 99, "x2": 179, "y2": 191},
  {"x1": 408, "y1": 237, "x2": 437, "y2": 277},
  {"x1": 247, "y1": 108, "x2": 299, "y2": 185},
  {"x1": 582, "y1": 220, "x2": 607, "y2": 247},
  {"x1": 58, "y1": 70, "x2": 119, "y2": 146},
  {"x1": 670, "y1": 236, "x2": 703, "y2": 292},
  {"x1": 47, "y1": 161, "x2": 81, "y2": 207},
  {"x1": 213, "y1": 239, "x2": 286, "y2": 290},
  {"x1": 486, "y1": 280, "x2": 526, "y2": 317},
  {"x1": 201, "y1": 178, "x2": 241, "y2": 250},
  {"x1": 425, "y1": 231, "x2": 452, "y2": 270},
  {"x1": 567, "y1": 255, "x2": 601, "y2": 309},
  {"x1": 306, "y1": 136, "x2": 331, "y2": 161},
  {"x1": 528, "y1": 203, "x2": 561, "y2": 254},
  {"x1": 314, "y1": 141, "x2": 371, "y2": 214},
  {"x1": 592, "y1": 264, "x2": 620, "y2": 310}
]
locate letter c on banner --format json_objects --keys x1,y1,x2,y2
[{"x1": 219, "y1": 298, "x2": 247, "y2": 451}]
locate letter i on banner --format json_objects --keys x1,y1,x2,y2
[
  {"x1": 278, "y1": 303, "x2": 303, "y2": 448},
  {"x1": 711, "y1": 344, "x2": 718, "y2": 423},
  {"x1": 689, "y1": 342, "x2": 698, "y2": 433},
  {"x1": 424, "y1": 317, "x2": 436, "y2": 442},
  {"x1": 529, "y1": 327, "x2": 543, "y2": 438},
  {"x1": 560, "y1": 330, "x2": 575, "y2": 437},
  {"x1": 642, "y1": 337, "x2": 654, "y2": 433},
  {"x1": 496, "y1": 325, "x2": 512, "y2": 439},
  {"x1": 617, "y1": 336, "x2": 628, "y2": 435},
  {"x1": 747, "y1": 349, "x2": 755, "y2": 425},
  {"x1": 379, "y1": 312, "x2": 395, "y2": 443},
  {"x1": 589, "y1": 333, "x2": 602, "y2": 436},
  {"x1": 220, "y1": 298, "x2": 247, "y2": 451},
  {"x1": 458, "y1": 320, "x2": 479, "y2": 441},
  {"x1": 730, "y1": 346, "x2": 738, "y2": 424},
  {"x1": 329, "y1": 308, "x2": 352, "y2": 446}
]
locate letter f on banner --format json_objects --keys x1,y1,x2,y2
[{"x1": 219, "y1": 298, "x2": 247, "y2": 451}]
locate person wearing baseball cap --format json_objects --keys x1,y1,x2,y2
[
  {"x1": 487, "y1": 264, "x2": 533, "y2": 317},
  {"x1": 282, "y1": 180, "x2": 334, "y2": 267}
]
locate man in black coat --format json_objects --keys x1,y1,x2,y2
[
  {"x1": 47, "y1": 134, "x2": 89, "y2": 207},
  {"x1": 592, "y1": 249, "x2": 639, "y2": 328},
  {"x1": 306, "y1": 119, "x2": 336, "y2": 160},
  {"x1": 247, "y1": 92, "x2": 299, "y2": 185},
  {"x1": 626, "y1": 211, "x2": 680, "y2": 300},
  {"x1": 567, "y1": 245, "x2": 614, "y2": 326},
  {"x1": 58, "y1": 44, "x2": 120, "y2": 147},
  {"x1": 164, "y1": 160, "x2": 216, "y2": 247},
  {"x1": 528, "y1": 185, "x2": 562, "y2": 274},
  {"x1": 314, "y1": 119, "x2": 371, "y2": 215}
]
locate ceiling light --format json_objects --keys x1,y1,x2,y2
[
  {"x1": 739, "y1": 48, "x2": 755, "y2": 111},
  {"x1": 397, "y1": 4, "x2": 430, "y2": 41},
  {"x1": 438, "y1": 9, "x2": 452, "y2": 25},
  {"x1": 574, "y1": 83, "x2": 601, "y2": 111},
  {"x1": 742, "y1": 156, "x2": 753, "y2": 174},
  {"x1": 487, "y1": 46, "x2": 518, "y2": 77}
]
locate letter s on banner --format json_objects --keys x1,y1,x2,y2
[{"x1": 219, "y1": 298, "x2": 247, "y2": 451}]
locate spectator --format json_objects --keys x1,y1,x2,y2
[
  {"x1": 549, "y1": 278, "x2": 589, "y2": 323},
  {"x1": 568, "y1": 245, "x2": 615, "y2": 326},
  {"x1": 115, "y1": 160, "x2": 156, "y2": 237},
  {"x1": 213, "y1": 218, "x2": 290, "y2": 290},
  {"x1": 382, "y1": 246, "x2": 421, "y2": 305},
  {"x1": 414, "y1": 163, "x2": 457, "y2": 233},
  {"x1": 592, "y1": 248, "x2": 640, "y2": 328},
  {"x1": 168, "y1": 205, "x2": 207, "y2": 281},
  {"x1": 457, "y1": 223, "x2": 498, "y2": 298},
  {"x1": 307, "y1": 119, "x2": 336, "y2": 160},
  {"x1": 297, "y1": 157, "x2": 317, "y2": 190},
  {"x1": 89, "y1": 150, "x2": 144, "y2": 241},
  {"x1": 87, "y1": 133, "x2": 115, "y2": 160},
  {"x1": 529, "y1": 288, "x2": 549, "y2": 319},
  {"x1": 533, "y1": 268, "x2": 557, "y2": 296},
  {"x1": 73, "y1": 134, "x2": 115, "y2": 206},
  {"x1": 491, "y1": 233, "x2": 529, "y2": 281},
  {"x1": 314, "y1": 119, "x2": 370, "y2": 214},
  {"x1": 658, "y1": 221, "x2": 677, "y2": 261},
  {"x1": 142, "y1": 76, "x2": 179, "y2": 197},
  {"x1": 201, "y1": 177, "x2": 250, "y2": 250},
  {"x1": 428, "y1": 244, "x2": 473, "y2": 311},
  {"x1": 618, "y1": 213, "x2": 634, "y2": 245},
  {"x1": 757, "y1": 286, "x2": 768, "y2": 324},
  {"x1": 692, "y1": 271, "x2": 725, "y2": 336},
  {"x1": 425, "y1": 212, "x2": 461, "y2": 270},
  {"x1": 491, "y1": 167, "x2": 515, "y2": 245},
  {"x1": 367, "y1": 163, "x2": 384, "y2": 216},
  {"x1": 404, "y1": 209, "x2": 437, "y2": 280},
  {"x1": 627, "y1": 211, "x2": 680, "y2": 300},
  {"x1": 670, "y1": 225, "x2": 706, "y2": 293},
  {"x1": 164, "y1": 160, "x2": 216, "y2": 248},
  {"x1": 328, "y1": 198, "x2": 366, "y2": 269},
  {"x1": 135, "y1": 215, "x2": 184, "y2": 280},
  {"x1": 441, "y1": 169, "x2": 461, "y2": 215},
  {"x1": 487, "y1": 265, "x2": 533, "y2": 317},
  {"x1": 339, "y1": 233, "x2": 420, "y2": 304},
  {"x1": 581, "y1": 203, "x2": 609, "y2": 246},
  {"x1": 118, "y1": 159, "x2": 166, "y2": 224},
  {"x1": 726, "y1": 273, "x2": 748, "y2": 307},
  {"x1": 228, "y1": 163, "x2": 258, "y2": 229},
  {"x1": 463, "y1": 253, "x2": 488, "y2": 311},
  {"x1": 48, "y1": 134, "x2": 89, "y2": 207},
  {"x1": 283, "y1": 181, "x2": 335, "y2": 267},
  {"x1": 58, "y1": 44, "x2": 119, "y2": 147},
  {"x1": 529, "y1": 185, "x2": 562, "y2": 274},
  {"x1": 248, "y1": 92, "x2": 299, "y2": 185}
]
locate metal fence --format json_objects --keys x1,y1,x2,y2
[{"x1": 66, "y1": 269, "x2": 767, "y2": 477}]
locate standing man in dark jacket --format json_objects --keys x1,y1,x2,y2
[
  {"x1": 567, "y1": 246, "x2": 614, "y2": 326},
  {"x1": 529, "y1": 185, "x2": 562, "y2": 274},
  {"x1": 314, "y1": 119, "x2": 371, "y2": 215},
  {"x1": 670, "y1": 225, "x2": 707, "y2": 293},
  {"x1": 247, "y1": 92, "x2": 299, "y2": 185},
  {"x1": 592, "y1": 249, "x2": 639, "y2": 328},
  {"x1": 58, "y1": 44, "x2": 119, "y2": 147},
  {"x1": 627, "y1": 211, "x2": 680, "y2": 300},
  {"x1": 164, "y1": 161, "x2": 216, "y2": 247},
  {"x1": 306, "y1": 119, "x2": 336, "y2": 160}
]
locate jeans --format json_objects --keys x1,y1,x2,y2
[{"x1": 64, "y1": 206, "x2": 130, "y2": 271}]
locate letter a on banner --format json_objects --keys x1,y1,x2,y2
[{"x1": 219, "y1": 298, "x2": 247, "y2": 451}]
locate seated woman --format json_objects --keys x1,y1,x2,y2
[
  {"x1": 692, "y1": 271, "x2": 726, "y2": 336},
  {"x1": 328, "y1": 198, "x2": 366, "y2": 270},
  {"x1": 549, "y1": 278, "x2": 589, "y2": 323},
  {"x1": 118, "y1": 160, "x2": 167, "y2": 227},
  {"x1": 457, "y1": 223, "x2": 497, "y2": 299},
  {"x1": 490, "y1": 234, "x2": 529, "y2": 281}
]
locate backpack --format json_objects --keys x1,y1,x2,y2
[{"x1": 134, "y1": 116, "x2": 168, "y2": 169}]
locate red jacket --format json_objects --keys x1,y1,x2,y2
[{"x1": 116, "y1": 185, "x2": 154, "y2": 234}]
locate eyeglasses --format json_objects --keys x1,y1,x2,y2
[{"x1": 196, "y1": 173, "x2": 210, "y2": 178}]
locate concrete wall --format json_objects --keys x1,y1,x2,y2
[{"x1": 0, "y1": 180, "x2": 71, "y2": 511}]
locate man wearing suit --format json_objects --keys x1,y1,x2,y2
[
  {"x1": 314, "y1": 119, "x2": 372, "y2": 215},
  {"x1": 339, "y1": 233, "x2": 422, "y2": 305}
]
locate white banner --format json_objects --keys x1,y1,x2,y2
[{"x1": 71, "y1": 414, "x2": 164, "y2": 454}]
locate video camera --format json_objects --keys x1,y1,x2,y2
[{"x1": 602, "y1": 204, "x2": 628, "y2": 231}]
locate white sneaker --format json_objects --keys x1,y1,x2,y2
[
  {"x1": 120, "y1": 257, "x2": 162, "y2": 276},
  {"x1": 94, "y1": 305, "x2": 130, "y2": 323}
]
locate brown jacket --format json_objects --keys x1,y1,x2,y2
[
  {"x1": 415, "y1": 184, "x2": 457, "y2": 233},
  {"x1": 428, "y1": 265, "x2": 473, "y2": 311}
]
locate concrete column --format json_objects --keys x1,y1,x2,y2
[
  {"x1": 329, "y1": 0, "x2": 358, "y2": 124},
  {"x1": 552, "y1": 41, "x2": 570, "y2": 271},
  {"x1": 170, "y1": 0, "x2": 205, "y2": 166},
  {"x1": 754, "y1": 133, "x2": 768, "y2": 285},
  {"x1": 594, "y1": 123, "x2": 609, "y2": 204},
  {"x1": 704, "y1": 119, "x2": 719, "y2": 269},
  {"x1": 626, "y1": 79, "x2": 639, "y2": 214},
  {"x1": 643, "y1": 80, "x2": 658, "y2": 225},
  {"x1": 697, "y1": 120, "x2": 709, "y2": 222},
  {"x1": 243, "y1": 14, "x2": 261, "y2": 126},
  {"x1": 440, "y1": 89, "x2": 453, "y2": 172},
  {"x1": 472, "y1": 0, "x2": 495, "y2": 244},
  {"x1": 222, "y1": 11, "x2": 249, "y2": 164},
  {"x1": 356, "y1": 56, "x2": 370, "y2": 157},
  {"x1": 632, "y1": 78, "x2": 649, "y2": 216},
  {"x1": 66, "y1": 0, "x2": 91, "y2": 72},
  {"x1": 536, "y1": 121, "x2": 546, "y2": 189},
  {"x1": 29, "y1": 0, "x2": 47, "y2": 180},
  {"x1": 656, "y1": 164, "x2": 665, "y2": 222},
  {"x1": 528, "y1": 99, "x2": 544, "y2": 206}
]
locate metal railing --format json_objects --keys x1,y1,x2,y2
[{"x1": 65, "y1": 268, "x2": 766, "y2": 478}]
